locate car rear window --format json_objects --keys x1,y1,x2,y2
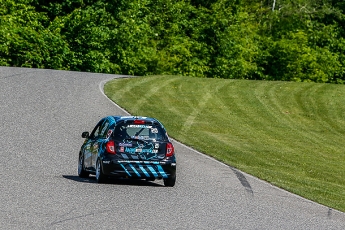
[{"x1": 113, "y1": 123, "x2": 166, "y2": 141}]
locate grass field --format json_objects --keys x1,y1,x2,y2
[{"x1": 104, "y1": 75, "x2": 345, "y2": 212}]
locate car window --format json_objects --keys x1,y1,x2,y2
[
  {"x1": 113, "y1": 123, "x2": 166, "y2": 141},
  {"x1": 91, "y1": 124, "x2": 101, "y2": 138},
  {"x1": 91, "y1": 119, "x2": 110, "y2": 138},
  {"x1": 98, "y1": 120, "x2": 110, "y2": 138}
]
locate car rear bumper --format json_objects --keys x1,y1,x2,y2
[{"x1": 102, "y1": 159, "x2": 176, "y2": 179}]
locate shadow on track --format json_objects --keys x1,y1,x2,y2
[{"x1": 62, "y1": 175, "x2": 164, "y2": 187}]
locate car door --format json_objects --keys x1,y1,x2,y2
[
  {"x1": 90, "y1": 119, "x2": 110, "y2": 170},
  {"x1": 83, "y1": 119, "x2": 104, "y2": 170}
]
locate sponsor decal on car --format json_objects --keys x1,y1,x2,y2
[
  {"x1": 125, "y1": 147, "x2": 157, "y2": 154},
  {"x1": 118, "y1": 160, "x2": 160, "y2": 164},
  {"x1": 119, "y1": 143, "x2": 132, "y2": 147},
  {"x1": 127, "y1": 125, "x2": 152, "y2": 128}
]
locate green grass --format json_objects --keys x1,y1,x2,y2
[{"x1": 104, "y1": 75, "x2": 345, "y2": 212}]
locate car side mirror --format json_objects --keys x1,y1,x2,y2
[{"x1": 82, "y1": 132, "x2": 89, "y2": 138}]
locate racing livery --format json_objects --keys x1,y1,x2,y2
[{"x1": 78, "y1": 116, "x2": 176, "y2": 186}]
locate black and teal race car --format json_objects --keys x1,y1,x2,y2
[{"x1": 78, "y1": 116, "x2": 176, "y2": 186}]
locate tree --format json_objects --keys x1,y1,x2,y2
[{"x1": 0, "y1": 0, "x2": 70, "y2": 68}]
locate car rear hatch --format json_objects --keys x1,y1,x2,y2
[{"x1": 112, "y1": 119, "x2": 168, "y2": 161}]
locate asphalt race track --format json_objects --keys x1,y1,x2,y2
[{"x1": 1, "y1": 67, "x2": 344, "y2": 229}]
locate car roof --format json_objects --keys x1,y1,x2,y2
[{"x1": 109, "y1": 116, "x2": 162, "y2": 125}]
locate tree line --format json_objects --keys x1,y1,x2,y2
[{"x1": 1, "y1": 0, "x2": 344, "y2": 83}]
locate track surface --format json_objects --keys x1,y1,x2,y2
[{"x1": 1, "y1": 67, "x2": 344, "y2": 229}]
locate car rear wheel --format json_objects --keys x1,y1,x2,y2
[
  {"x1": 95, "y1": 159, "x2": 106, "y2": 183},
  {"x1": 163, "y1": 176, "x2": 176, "y2": 187},
  {"x1": 78, "y1": 153, "x2": 89, "y2": 178}
]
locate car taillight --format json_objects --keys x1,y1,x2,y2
[
  {"x1": 134, "y1": 120, "x2": 145, "y2": 124},
  {"x1": 106, "y1": 140, "x2": 116, "y2": 154},
  {"x1": 166, "y1": 142, "x2": 174, "y2": 157}
]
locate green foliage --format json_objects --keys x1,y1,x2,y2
[
  {"x1": 266, "y1": 30, "x2": 343, "y2": 83},
  {"x1": 31, "y1": 0, "x2": 97, "y2": 20},
  {"x1": 105, "y1": 0, "x2": 161, "y2": 75},
  {"x1": 207, "y1": 2, "x2": 261, "y2": 79},
  {"x1": 0, "y1": 0, "x2": 70, "y2": 68},
  {"x1": 57, "y1": 5, "x2": 120, "y2": 73},
  {"x1": 255, "y1": 0, "x2": 345, "y2": 83},
  {"x1": 144, "y1": 0, "x2": 208, "y2": 77},
  {"x1": 1, "y1": 0, "x2": 345, "y2": 82}
]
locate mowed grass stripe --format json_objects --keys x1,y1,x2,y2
[
  {"x1": 256, "y1": 83, "x2": 339, "y2": 147},
  {"x1": 129, "y1": 77, "x2": 178, "y2": 115},
  {"x1": 104, "y1": 75, "x2": 345, "y2": 212},
  {"x1": 317, "y1": 85, "x2": 345, "y2": 134}
]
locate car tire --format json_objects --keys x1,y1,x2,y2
[
  {"x1": 163, "y1": 175, "x2": 176, "y2": 187},
  {"x1": 78, "y1": 153, "x2": 89, "y2": 178},
  {"x1": 95, "y1": 158, "x2": 106, "y2": 183}
]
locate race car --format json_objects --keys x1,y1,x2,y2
[{"x1": 78, "y1": 116, "x2": 176, "y2": 186}]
